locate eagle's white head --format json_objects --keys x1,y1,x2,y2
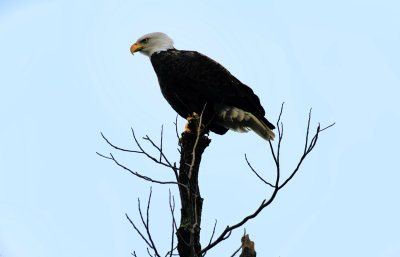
[{"x1": 130, "y1": 32, "x2": 174, "y2": 57}]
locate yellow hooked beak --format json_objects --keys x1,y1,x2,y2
[{"x1": 130, "y1": 42, "x2": 144, "y2": 55}]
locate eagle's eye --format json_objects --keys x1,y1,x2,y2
[{"x1": 139, "y1": 38, "x2": 149, "y2": 44}]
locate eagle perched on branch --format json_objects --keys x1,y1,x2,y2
[{"x1": 130, "y1": 32, "x2": 275, "y2": 140}]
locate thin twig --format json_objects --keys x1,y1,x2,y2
[
  {"x1": 146, "y1": 247, "x2": 154, "y2": 257},
  {"x1": 203, "y1": 219, "x2": 218, "y2": 257},
  {"x1": 230, "y1": 245, "x2": 242, "y2": 257},
  {"x1": 169, "y1": 193, "x2": 179, "y2": 231},
  {"x1": 175, "y1": 114, "x2": 181, "y2": 154},
  {"x1": 100, "y1": 132, "x2": 142, "y2": 153},
  {"x1": 143, "y1": 135, "x2": 179, "y2": 181},
  {"x1": 126, "y1": 214, "x2": 152, "y2": 249},
  {"x1": 188, "y1": 104, "x2": 206, "y2": 179},
  {"x1": 167, "y1": 190, "x2": 177, "y2": 257},
  {"x1": 109, "y1": 153, "x2": 179, "y2": 185},
  {"x1": 174, "y1": 114, "x2": 180, "y2": 141},
  {"x1": 276, "y1": 103, "x2": 285, "y2": 165},
  {"x1": 209, "y1": 220, "x2": 218, "y2": 247},
  {"x1": 230, "y1": 243, "x2": 243, "y2": 257},
  {"x1": 268, "y1": 141, "x2": 278, "y2": 167},
  {"x1": 304, "y1": 109, "x2": 312, "y2": 154},
  {"x1": 130, "y1": 128, "x2": 177, "y2": 170},
  {"x1": 100, "y1": 130, "x2": 177, "y2": 170},
  {"x1": 278, "y1": 123, "x2": 334, "y2": 190},
  {"x1": 244, "y1": 154, "x2": 274, "y2": 188},
  {"x1": 146, "y1": 188, "x2": 152, "y2": 237},
  {"x1": 137, "y1": 189, "x2": 160, "y2": 257},
  {"x1": 96, "y1": 152, "x2": 113, "y2": 159},
  {"x1": 159, "y1": 125, "x2": 164, "y2": 163},
  {"x1": 165, "y1": 247, "x2": 178, "y2": 257},
  {"x1": 277, "y1": 102, "x2": 285, "y2": 127},
  {"x1": 230, "y1": 229, "x2": 246, "y2": 257},
  {"x1": 320, "y1": 122, "x2": 336, "y2": 132},
  {"x1": 277, "y1": 121, "x2": 283, "y2": 161}
]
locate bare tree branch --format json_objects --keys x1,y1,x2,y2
[
  {"x1": 100, "y1": 132, "x2": 142, "y2": 153},
  {"x1": 231, "y1": 245, "x2": 242, "y2": 257},
  {"x1": 320, "y1": 122, "x2": 336, "y2": 132},
  {"x1": 126, "y1": 188, "x2": 161, "y2": 257},
  {"x1": 96, "y1": 151, "x2": 113, "y2": 160},
  {"x1": 126, "y1": 214, "x2": 153, "y2": 250},
  {"x1": 107, "y1": 153, "x2": 179, "y2": 186},
  {"x1": 230, "y1": 229, "x2": 247, "y2": 257},
  {"x1": 100, "y1": 101, "x2": 334, "y2": 257},
  {"x1": 159, "y1": 125, "x2": 164, "y2": 163},
  {"x1": 278, "y1": 115, "x2": 335, "y2": 190},
  {"x1": 199, "y1": 191, "x2": 279, "y2": 255},
  {"x1": 146, "y1": 247, "x2": 154, "y2": 257},
  {"x1": 142, "y1": 134, "x2": 179, "y2": 181},
  {"x1": 142, "y1": 188, "x2": 160, "y2": 257},
  {"x1": 202, "y1": 219, "x2": 217, "y2": 257},
  {"x1": 130, "y1": 128, "x2": 178, "y2": 170},
  {"x1": 99, "y1": 130, "x2": 177, "y2": 171},
  {"x1": 167, "y1": 190, "x2": 177, "y2": 257},
  {"x1": 304, "y1": 108, "x2": 312, "y2": 154},
  {"x1": 174, "y1": 115, "x2": 180, "y2": 141},
  {"x1": 208, "y1": 220, "x2": 217, "y2": 248},
  {"x1": 200, "y1": 105, "x2": 334, "y2": 255},
  {"x1": 173, "y1": 115, "x2": 182, "y2": 154},
  {"x1": 244, "y1": 154, "x2": 274, "y2": 188},
  {"x1": 98, "y1": 128, "x2": 189, "y2": 189}
]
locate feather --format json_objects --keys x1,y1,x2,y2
[{"x1": 218, "y1": 106, "x2": 275, "y2": 140}]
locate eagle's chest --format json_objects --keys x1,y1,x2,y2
[
  {"x1": 150, "y1": 53, "x2": 211, "y2": 117},
  {"x1": 151, "y1": 54, "x2": 191, "y2": 97}
]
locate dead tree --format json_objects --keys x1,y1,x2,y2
[{"x1": 98, "y1": 103, "x2": 334, "y2": 257}]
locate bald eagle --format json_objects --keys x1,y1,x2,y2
[{"x1": 130, "y1": 32, "x2": 275, "y2": 140}]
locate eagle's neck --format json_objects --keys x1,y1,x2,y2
[
  {"x1": 150, "y1": 49, "x2": 176, "y2": 73},
  {"x1": 144, "y1": 37, "x2": 175, "y2": 57},
  {"x1": 151, "y1": 47, "x2": 174, "y2": 56}
]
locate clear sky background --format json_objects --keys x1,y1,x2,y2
[{"x1": 1, "y1": 0, "x2": 399, "y2": 256}]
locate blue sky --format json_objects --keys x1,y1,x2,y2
[{"x1": 0, "y1": 0, "x2": 399, "y2": 256}]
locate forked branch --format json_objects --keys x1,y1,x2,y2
[
  {"x1": 98, "y1": 128, "x2": 181, "y2": 186},
  {"x1": 99, "y1": 102, "x2": 333, "y2": 257},
  {"x1": 200, "y1": 103, "x2": 334, "y2": 255},
  {"x1": 126, "y1": 187, "x2": 161, "y2": 257}
]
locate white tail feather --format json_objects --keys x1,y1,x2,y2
[{"x1": 218, "y1": 106, "x2": 275, "y2": 140}]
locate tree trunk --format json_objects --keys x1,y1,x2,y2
[
  {"x1": 176, "y1": 114, "x2": 211, "y2": 257},
  {"x1": 240, "y1": 235, "x2": 257, "y2": 257}
]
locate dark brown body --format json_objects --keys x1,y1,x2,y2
[{"x1": 150, "y1": 49, "x2": 275, "y2": 134}]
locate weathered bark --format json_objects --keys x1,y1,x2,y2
[
  {"x1": 176, "y1": 114, "x2": 211, "y2": 257},
  {"x1": 240, "y1": 235, "x2": 256, "y2": 257}
]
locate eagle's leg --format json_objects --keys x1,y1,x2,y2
[
  {"x1": 184, "y1": 117, "x2": 194, "y2": 133},
  {"x1": 184, "y1": 112, "x2": 205, "y2": 134}
]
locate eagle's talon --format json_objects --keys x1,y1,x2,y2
[
  {"x1": 183, "y1": 112, "x2": 204, "y2": 134},
  {"x1": 184, "y1": 122, "x2": 192, "y2": 133}
]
